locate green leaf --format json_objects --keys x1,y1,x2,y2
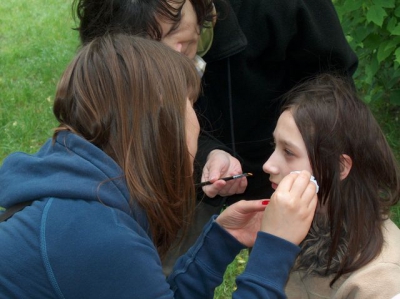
[
  {"x1": 372, "y1": 0, "x2": 395, "y2": 8},
  {"x1": 363, "y1": 33, "x2": 383, "y2": 49},
  {"x1": 365, "y1": 56, "x2": 380, "y2": 84},
  {"x1": 386, "y1": 16, "x2": 398, "y2": 32},
  {"x1": 395, "y1": 6, "x2": 400, "y2": 17},
  {"x1": 366, "y1": 5, "x2": 388, "y2": 27},
  {"x1": 378, "y1": 40, "x2": 395, "y2": 62},
  {"x1": 384, "y1": 38, "x2": 400, "y2": 52},
  {"x1": 389, "y1": 89, "x2": 400, "y2": 105},
  {"x1": 353, "y1": 26, "x2": 375, "y2": 42},
  {"x1": 371, "y1": 90, "x2": 385, "y2": 102},
  {"x1": 364, "y1": 94, "x2": 373, "y2": 103},
  {"x1": 391, "y1": 24, "x2": 400, "y2": 35},
  {"x1": 340, "y1": 0, "x2": 363, "y2": 12},
  {"x1": 395, "y1": 47, "x2": 400, "y2": 64},
  {"x1": 387, "y1": 67, "x2": 400, "y2": 87}
]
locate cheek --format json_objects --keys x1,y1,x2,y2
[
  {"x1": 185, "y1": 107, "x2": 200, "y2": 160},
  {"x1": 161, "y1": 38, "x2": 177, "y2": 52},
  {"x1": 186, "y1": 132, "x2": 198, "y2": 159},
  {"x1": 293, "y1": 159, "x2": 313, "y2": 174}
]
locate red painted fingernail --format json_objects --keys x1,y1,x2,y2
[{"x1": 262, "y1": 200, "x2": 270, "y2": 206}]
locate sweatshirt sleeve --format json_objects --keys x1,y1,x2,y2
[
  {"x1": 168, "y1": 216, "x2": 246, "y2": 298},
  {"x1": 233, "y1": 232, "x2": 300, "y2": 298},
  {"x1": 169, "y1": 218, "x2": 301, "y2": 299}
]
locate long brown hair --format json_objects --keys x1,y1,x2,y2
[
  {"x1": 283, "y1": 73, "x2": 400, "y2": 284},
  {"x1": 73, "y1": 0, "x2": 215, "y2": 44},
  {"x1": 53, "y1": 34, "x2": 201, "y2": 258}
]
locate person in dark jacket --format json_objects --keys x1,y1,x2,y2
[{"x1": 0, "y1": 33, "x2": 318, "y2": 298}]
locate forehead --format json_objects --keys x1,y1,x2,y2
[
  {"x1": 156, "y1": 3, "x2": 181, "y2": 29},
  {"x1": 274, "y1": 110, "x2": 298, "y2": 135},
  {"x1": 274, "y1": 109, "x2": 306, "y2": 142}
]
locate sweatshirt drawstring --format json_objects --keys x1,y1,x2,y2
[{"x1": 227, "y1": 57, "x2": 236, "y2": 157}]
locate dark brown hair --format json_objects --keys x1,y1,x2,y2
[
  {"x1": 73, "y1": 0, "x2": 215, "y2": 44},
  {"x1": 53, "y1": 34, "x2": 201, "y2": 258},
  {"x1": 283, "y1": 73, "x2": 400, "y2": 284}
]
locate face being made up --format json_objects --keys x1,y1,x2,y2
[
  {"x1": 263, "y1": 110, "x2": 313, "y2": 190},
  {"x1": 159, "y1": 0, "x2": 200, "y2": 59}
]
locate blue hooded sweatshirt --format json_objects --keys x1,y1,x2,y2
[{"x1": 0, "y1": 131, "x2": 300, "y2": 298}]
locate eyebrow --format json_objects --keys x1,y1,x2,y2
[{"x1": 273, "y1": 134, "x2": 302, "y2": 152}]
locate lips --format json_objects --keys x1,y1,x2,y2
[{"x1": 271, "y1": 182, "x2": 278, "y2": 190}]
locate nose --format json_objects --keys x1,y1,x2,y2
[
  {"x1": 263, "y1": 152, "x2": 279, "y2": 175},
  {"x1": 180, "y1": 25, "x2": 201, "y2": 58},
  {"x1": 175, "y1": 43, "x2": 183, "y2": 53}
]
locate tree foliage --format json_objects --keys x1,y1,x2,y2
[{"x1": 334, "y1": 0, "x2": 400, "y2": 104}]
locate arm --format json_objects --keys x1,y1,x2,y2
[
  {"x1": 45, "y1": 200, "x2": 243, "y2": 299},
  {"x1": 171, "y1": 171, "x2": 319, "y2": 298},
  {"x1": 46, "y1": 172, "x2": 315, "y2": 298},
  {"x1": 259, "y1": 0, "x2": 358, "y2": 80}
]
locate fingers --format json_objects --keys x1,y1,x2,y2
[
  {"x1": 202, "y1": 177, "x2": 248, "y2": 198},
  {"x1": 277, "y1": 171, "x2": 313, "y2": 197},
  {"x1": 216, "y1": 200, "x2": 269, "y2": 247},
  {"x1": 201, "y1": 150, "x2": 230, "y2": 183},
  {"x1": 201, "y1": 150, "x2": 246, "y2": 197},
  {"x1": 233, "y1": 199, "x2": 270, "y2": 214},
  {"x1": 262, "y1": 170, "x2": 318, "y2": 245}
]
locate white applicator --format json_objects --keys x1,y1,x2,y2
[{"x1": 290, "y1": 171, "x2": 319, "y2": 193}]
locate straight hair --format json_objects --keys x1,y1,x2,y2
[
  {"x1": 53, "y1": 34, "x2": 201, "y2": 258},
  {"x1": 283, "y1": 73, "x2": 400, "y2": 285}
]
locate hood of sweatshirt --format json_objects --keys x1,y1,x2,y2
[
  {"x1": 0, "y1": 131, "x2": 141, "y2": 222},
  {"x1": 203, "y1": 0, "x2": 247, "y2": 62}
]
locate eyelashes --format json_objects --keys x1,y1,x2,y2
[{"x1": 270, "y1": 141, "x2": 294, "y2": 157}]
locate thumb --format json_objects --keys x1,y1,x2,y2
[{"x1": 207, "y1": 161, "x2": 226, "y2": 181}]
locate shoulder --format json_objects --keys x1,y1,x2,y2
[
  {"x1": 381, "y1": 219, "x2": 400, "y2": 264},
  {"x1": 40, "y1": 198, "x2": 169, "y2": 297},
  {"x1": 336, "y1": 220, "x2": 400, "y2": 297},
  {"x1": 41, "y1": 198, "x2": 151, "y2": 250}
]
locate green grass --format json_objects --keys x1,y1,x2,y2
[
  {"x1": 0, "y1": 0, "x2": 79, "y2": 161},
  {"x1": 1, "y1": 1, "x2": 399, "y2": 298}
]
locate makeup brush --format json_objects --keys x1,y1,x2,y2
[{"x1": 197, "y1": 172, "x2": 253, "y2": 187}]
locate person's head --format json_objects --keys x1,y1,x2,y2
[
  {"x1": 263, "y1": 73, "x2": 400, "y2": 283},
  {"x1": 53, "y1": 33, "x2": 201, "y2": 258},
  {"x1": 73, "y1": 0, "x2": 215, "y2": 59}
]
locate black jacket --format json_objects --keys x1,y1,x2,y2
[{"x1": 195, "y1": 0, "x2": 358, "y2": 205}]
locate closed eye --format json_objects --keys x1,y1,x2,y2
[
  {"x1": 166, "y1": 21, "x2": 180, "y2": 36},
  {"x1": 284, "y1": 149, "x2": 294, "y2": 156}
]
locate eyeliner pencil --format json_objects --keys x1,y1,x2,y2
[{"x1": 197, "y1": 172, "x2": 253, "y2": 187}]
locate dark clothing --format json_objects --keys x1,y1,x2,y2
[{"x1": 195, "y1": 0, "x2": 358, "y2": 205}]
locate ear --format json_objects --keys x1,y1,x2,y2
[{"x1": 340, "y1": 154, "x2": 352, "y2": 180}]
